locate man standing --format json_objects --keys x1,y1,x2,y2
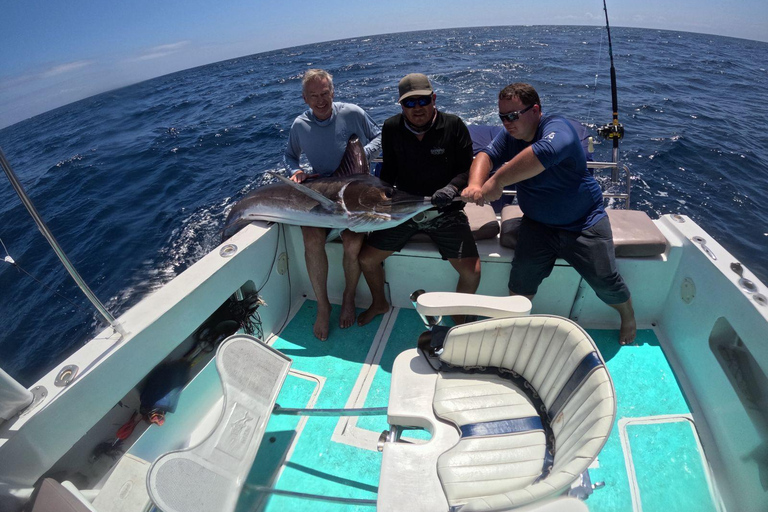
[
  {"x1": 357, "y1": 73, "x2": 481, "y2": 326},
  {"x1": 285, "y1": 69, "x2": 382, "y2": 341},
  {"x1": 462, "y1": 82, "x2": 636, "y2": 345}
]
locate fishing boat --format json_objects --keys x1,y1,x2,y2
[{"x1": 1, "y1": 11, "x2": 767, "y2": 512}]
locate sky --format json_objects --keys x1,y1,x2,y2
[{"x1": 1, "y1": 0, "x2": 766, "y2": 129}]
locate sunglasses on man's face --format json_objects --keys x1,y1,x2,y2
[
  {"x1": 498, "y1": 103, "x2": 535, "y2": 123},
  {"x1": 401, "y1": 96, "x2": 432, "y2": 108}
]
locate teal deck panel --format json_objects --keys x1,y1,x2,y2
[
  {"x1": 258, "y1": 302, "x2": 383, "y2": 511},
  {"x1": 586, "y1": 329, "x2": 697, "y2": 512},
  {"x1": 627, "y1": 420, "x2": 718, "y2": 512}
]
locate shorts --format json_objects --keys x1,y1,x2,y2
[
  {"x1": 509, "y1": 215, "x2": 630, "y2": 304},
  {"x1": 366, "y1": 209, "x2": 479, "y2": 260}
]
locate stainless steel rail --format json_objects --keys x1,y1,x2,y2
[
  {"x1": 0, "y1": 147, "x2": 125, "y2": 336},
  {"x1": 500, "y1": 160, "x2": 631, "y2": 209}
]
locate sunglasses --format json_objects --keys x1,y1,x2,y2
[
  {"x1": 498, "y1": 104, "x2": 534, "y2": 123},
  {"x1": 401, "y1": 96, "x2": 432, "y2": 108}
]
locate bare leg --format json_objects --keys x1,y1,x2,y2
[
  {"x1": 357, "y1": 245, "x2": 394, "y2": 326},
  {"x1": 302, "y1": 226, "x2": 331, "y2": 341},
  {"x1": 610, "y1": 298, "x2": 637, "y2": 345},
  {"x1": 339, "y1": 230, "x2": 365, "y2": 329},
  {"x1": 447, "y1": 256, "x2": 481, "y2": 324}
]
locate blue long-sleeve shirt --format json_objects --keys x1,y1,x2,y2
[{"x1": 284, "y1": 102, "x2": 382, "y2": 176}]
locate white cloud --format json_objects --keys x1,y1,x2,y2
[
  {"x1": 128, "y1": 41, "x2": 191, "y2": 62},
  {"x1": 41, "y1": 60, "x2": 94, "y2": 78}
]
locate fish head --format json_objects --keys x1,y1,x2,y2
[{"x1": 339, "y1": 176, "x2": 432, "y2": 231}]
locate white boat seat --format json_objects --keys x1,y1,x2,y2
[
  {"x1": 380, "y1": 313, "x2": 615, "y2": 511},
  {"x1": 500, "y1": 205, "x2": 668, "y2": 257},
  {"x1": 147, "y1": 335, "x2": 291, "y2": 512},
  {"x1": 29, "y1": 479, "x2": 97, "y2": 512}
]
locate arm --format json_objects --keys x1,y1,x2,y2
[
  {"x1": 362, "y1": 111, "x2": 382, "y2": 163},
  {"x1": 461, "y1": 152, "x2": 493, "y2": 205},
  {"x1": 481, "y1": 146, "x2": 545, "y2": 202},
  {"x1": 283, "y1": 122, "x2": 308, "y2": 182},
  {"x1": 379, "y1": 121, "x2": 397, "y2": 186},
  {"x1": 447, "y1": 119, "x2": 474, "y2": 191}
]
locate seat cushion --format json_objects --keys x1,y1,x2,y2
[
  {"x1": 499, "y1": 206, "x2": 667, "y2": 257},
  {"x1": 433, "y1": 372, "x2": 546, "y2": 505},
  {"x1": 464, "y1": 203, "x2": 500, "y2": 241},
  {"x1": 499, "y1": 204, "x2": 524, "y2": 249},
  {"x1": 607, "y1": 209, "x2": 668, "y2": 257}
]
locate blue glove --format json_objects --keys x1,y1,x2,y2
[{"x1": 431, "y1": 184, "x2": 458, "y2": 207}]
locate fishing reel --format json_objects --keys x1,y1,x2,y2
[{"x1": 598, "y1": 122, "x2": 625, "y2": 141}]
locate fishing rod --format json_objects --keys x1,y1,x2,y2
[{"x1": 597, "y1": 0, "x2": 624, "y2": 177}]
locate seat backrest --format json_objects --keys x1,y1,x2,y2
[{"x1": 438, "y1": 316, "x2": 616, "y2": 510}]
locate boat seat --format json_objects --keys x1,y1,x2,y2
[
  {"x1": 147, "y1": 335, "x2": 291, "y2": 512},
  {"x1": 29, "y1": 479, "x2": 97, "y2": 512},
  {"x1": 379, "y1": 303, "x2": 615, "y2": 511},
  {"x1": 500, "y1": 205, "x2": 668, "y2": 257}
]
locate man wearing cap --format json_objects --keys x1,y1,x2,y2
[
  {"x1": 285, "y1": 68, "x2": 382, "y2": 341},
  {"x1": 357, "y1": 73, "x2": 481, "y2": 326},
  {"x1": 462, "y1": 82, "x2": 636, "y2": 345}
]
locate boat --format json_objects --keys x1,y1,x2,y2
[{"x1": 1, "y1": 13, "x2": 767, "y2": 512}]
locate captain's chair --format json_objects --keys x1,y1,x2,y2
[{"x1": 378, "y1": 293, "x2": 616, "y2": 511}]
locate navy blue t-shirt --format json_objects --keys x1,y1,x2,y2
[{"x1": 482, "y1": 115, "x2": 605, "y2": 231}]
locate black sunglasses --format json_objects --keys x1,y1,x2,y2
[
  {"x1": 498, "y1": 104, "x2": 534, "y2": 123},
  {"x1": 401, "y1": 96, "x2": 432, "y2": 108}
]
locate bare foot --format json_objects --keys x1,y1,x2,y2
[
  {"x1": 357, "y1": 303, "x2": 389, "y2": 326},
  {"x1": 314, "y1": 305, "x2": 331, "y2": 341},
  {"x1": 619, "y1": 316, "x2": 637, "y2": 346},
  {"x1": 340, "y1": 296, "x2": 356, "y2": 329}
]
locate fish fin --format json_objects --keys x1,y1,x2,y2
[
  {"x1": 332, "y1": 134, "x2": 369, "y2": 177},
  {"x1": 273, "y1": 175, "x2": 337, "y2": 209},
  {"x1": 326, "y1": 228, "x2": 344, "y2": 243}
]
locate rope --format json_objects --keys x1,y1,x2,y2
[{"x1": 1, "y1": 237, "x2": 91, "y2": 314}]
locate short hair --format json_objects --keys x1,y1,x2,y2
[
  {"x1": 302, "y1": 69, "x2": 334, "y2": 95},
  {"x1": 499, "y1": 83, "x2": 540, "y2": 108}
]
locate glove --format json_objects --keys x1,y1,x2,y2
[{"x1": 431, "y1": 184, "x2": 458, "y2": 208}]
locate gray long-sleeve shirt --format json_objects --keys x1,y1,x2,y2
[{"x1": 284, "y1": 102, "x2": 382, "y2": 176}]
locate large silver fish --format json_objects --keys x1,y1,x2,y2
[{"x1": 223, "y1": 135, "x2": 434, "y2": 240}]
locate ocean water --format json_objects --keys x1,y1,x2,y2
[{"x1": 1, "y1": 26, "x2": 767, "y2": 386}]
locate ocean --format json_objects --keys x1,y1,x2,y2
[{"x1": 1, "y1": 26, "x2": 767, "y2": 386}]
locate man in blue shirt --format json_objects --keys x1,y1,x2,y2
[
  {"x1": 284, "y1": 69, "x2": 382, "y2": 341},
  {"x1": 462, "y1": 82, "x2": 636, "y2": 345}
]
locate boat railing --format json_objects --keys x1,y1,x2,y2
[{"x1": 498, "y1": 161, "x2": 631, "y2": 209}]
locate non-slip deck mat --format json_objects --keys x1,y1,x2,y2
[
  {"x1": 242, "y1": 302, "x2": 712, "y2": 511},
  {"x1": 585, "y1": 329, "x2": 697, "y2": 512},
  {"x1": 626, "y1": 419, "x2": 718, "y2": 512},
  {"x1": 255, "y1": 301, "x2": 384, "y2": 511}
]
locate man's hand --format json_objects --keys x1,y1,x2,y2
[
  {"x1": 461, "y1": 184, "x2": 485, "y2": 206},
  {"x1": 481, "y1": 176, "x2": 504, "y2": 202},
  {"x1": 290, "y1": 170, "x2": 307, "y2": 183},
  {"x1": 431, "y1": 184, "x2": 458, "y2": 207}
]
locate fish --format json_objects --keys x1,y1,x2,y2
[{"x1": 222, "y1": 135, "x2": 434, "y2": 240}]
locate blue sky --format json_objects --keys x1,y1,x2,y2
[{"x1": 1, "y1": 0, "x2": 766, "y2": 129}]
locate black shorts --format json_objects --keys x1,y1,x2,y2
[
  {"x1": 366, "y1": 209, "x2": 479, "y2": 260},
  {"x1": 510, "y1": 215, "x2": 630, "y2": 304}
]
